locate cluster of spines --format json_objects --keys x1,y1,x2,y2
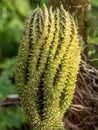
[{"x1": 15, "y1": 5, "x2": 81, "y2": 130}]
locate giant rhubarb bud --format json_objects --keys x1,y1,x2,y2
[{"x1": 15, "y1": 5, "x2": 82, "y2": 130}]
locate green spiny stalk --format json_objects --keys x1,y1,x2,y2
[
  {"x1": 15, "y1": 5, "x2": 82, "y2": 130},
  {"x1": 48, "y1": 0, "x2": 88, "y2": 45}
]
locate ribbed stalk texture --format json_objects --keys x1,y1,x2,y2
[{"x1": 15, "y1": 5, "x2": 82, "y2": 130}]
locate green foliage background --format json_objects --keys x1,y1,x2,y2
[
  {"x1": 0, "y1": 0, "x2": 31, "y2": 129},
  {"x1": 87, "y1": 0, "x2": 98, "y2": 67},
  {"x1": 0, "y1": 0, "x2": 98, "y2": 129}
]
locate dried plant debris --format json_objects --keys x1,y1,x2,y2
[{"x1": 65, "y1": 60, "x2": 98, "y2": 130}]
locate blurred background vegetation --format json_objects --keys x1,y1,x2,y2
[{"x1": 0, "y1": 0, "x2": 98, "y2": 130}]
